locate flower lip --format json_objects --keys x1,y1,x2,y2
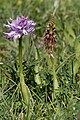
[{"x1": 3, "y1": 16, "x2": 36, "y2": 40}]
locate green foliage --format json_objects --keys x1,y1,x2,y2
[{"x1": 0, "y1": 0, "x2": 80, "y2": 120}]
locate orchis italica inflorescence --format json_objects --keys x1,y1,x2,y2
[
  {"x1": 3, "y1": 16, "x2": 36, "y2": 106},
  {"x1": 3, "y1": 16, "x2": 36, "y2": 40}
]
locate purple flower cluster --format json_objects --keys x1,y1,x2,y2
[{"x1": 3, "y1": 16, "x2": 36, "y2": 40}]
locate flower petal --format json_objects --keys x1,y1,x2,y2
[
  {"x1": 13, "y1": 33, "x2": 21, "y2": 40},
  {"x1": 23, "y1": 29, "x2": 28, "y2": 35},
  {"x1": 27, "y1": 27, "x2": 35, "y2": 33},
  {"x1": 3, "y1": 31, "x2": 16, "y2": 38}
]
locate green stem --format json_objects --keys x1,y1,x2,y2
[
  {"x1": 50, "y1": 54, "x2": 59, "y2": 100},
  {"x1": 19, "y1": 37, "x2": 30, "y2": 110},
  {"x1": 52, "y1": 59, "x2": 58, "y2": 90},
  {"x1": 19, "y1": 37, "x2": 23, "y2": 77}
]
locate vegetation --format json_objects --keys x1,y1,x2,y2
[{"x1": 0, "y1": 0, "x2": 80, "y2": 119}]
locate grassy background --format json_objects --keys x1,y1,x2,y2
[{"x1": 0, "y1": 0, "x2": 80, "y2": 120}]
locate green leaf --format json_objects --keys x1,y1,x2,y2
[
  {"x1": 20, "y1": 73, "x2": 30, "y2": 106},
  {"x1": 74, "y1": 40, "x2": 80, "y2": 59},
  {"x1": 64, "y1": 31, "x2": 74, "y2": 47},
  {"x1": 34, "y1": 46, "x2": 41, "y2": 85},
  {"x1": 66, "y1": 23, "x2": 75, "y2": 39},
  {"x1": 73, "y1": 60, "x2": 80, "y2": 76}
]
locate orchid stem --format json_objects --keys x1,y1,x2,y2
[
  {"x1": 19, "y1": 37, "x2": 30, "y2": 111},
  {"x1": 19, "y1": 37, "x2": 23, "y2": 77},
  {"x1": 50, "y1": 54, "x2": 59, "y2": 101}
]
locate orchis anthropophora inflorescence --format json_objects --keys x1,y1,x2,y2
[
  {"x1": 44, "y1": 15, "x2": 57, "y2": 54},
  {"x1": 3, "y1": 16, "x2": 36, "y2": 40}
]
